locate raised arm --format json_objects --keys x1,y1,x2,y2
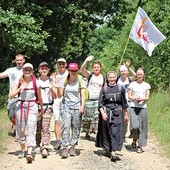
[
  {"x1": 80, "y1": 55, "x2": 94, "y2": 78},
  {"x1": 125, "y1": 59, "x2": 136, "y2": 81}
]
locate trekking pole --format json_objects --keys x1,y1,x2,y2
[{"x1": 117, "y1": 37, "x2": 130, "y2": 73}]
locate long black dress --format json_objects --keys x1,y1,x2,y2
[{"x1": 95, "y1": 83, "x2": 128, "y2": 152}]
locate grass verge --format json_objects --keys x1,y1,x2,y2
[
  {"x1": 148, "y1": 91, "x2": 170, "y2": 157},
  {"x1": 0, "y1": 109, "x2": 12, "y2": 153}
]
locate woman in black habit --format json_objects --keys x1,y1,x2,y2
[{"x1": 96, "y1": 71, "x2": 128, "y2": 161}]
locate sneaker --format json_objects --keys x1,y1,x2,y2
[
  {"x1": 41, "y1": 148, "x2": 48, "y2": 158},
  {"x1": 26, "y1": 154, "x2": 33, "y2": 163},
  {"x1": 54, "y1": 140, "x2": 62, "y2": 150},
  {"x1": 69, "y1": 146, "x2": 75, "y2": 156},
  {"x1": 18, "y1": 151, "x2": 26, "y2": 158},
  {"x1": 61, "y1": 148, "x2": 68, "y2": 159}
]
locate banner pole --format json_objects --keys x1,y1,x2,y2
[{"x1": 117, "y1": 37, "x2": 130, "y2": 73}]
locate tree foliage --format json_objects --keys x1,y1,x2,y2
[
  {"x1": 0, "y1": 0, "x2": 169, "y2": 90},
  {"x1": 89, "y1": 0, "x2": 170, "y2": 90}
]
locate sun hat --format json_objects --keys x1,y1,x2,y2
[
  {"x1": 23, "y1": 63, "x2": 33, "y2": 69},
  {"x1": 39, "y1": 62, "x2": 49, "y2": 68},
  {"x1": 119, "y1": 65, "x2": 128, "y2": 72},
  {"x1": 57, "y1": 58, "x2": 66, "y2": 63},
  {"x1": 68, "y1": 63, "x2": 79, "y2": 71}
]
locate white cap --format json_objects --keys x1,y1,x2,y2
[
  {"x1": 57, "y1": 58, "x2": 66, "y2": 63},
  {"x1": 23, "y1": 63, "x2": 33, "y2": 69},
  {"x1": 120, "y1": 65, "x2": 128, "y2": 72}
]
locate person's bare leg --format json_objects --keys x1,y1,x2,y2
[
  {"x1": 18, "y1": 143, "x2": 26, "y2": 158},
  {"x1": 54, "y1": 121, "x2": 62, "y2": 150}
]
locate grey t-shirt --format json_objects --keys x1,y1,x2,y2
[{"x1": 60, "y1": 77, "x2": 86, "y2": 109}]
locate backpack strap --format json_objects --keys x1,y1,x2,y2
[
  {"x1": 64, "y1": 75, "x2": 82, "y2": 91},
  {"x1": 32, "y1": 75, "x2": 38, "y2": 102},
  {"x1": 88, "y1": 72, "x2": 105, "y2": 86},
  {"x1": 87, "y1": 72, "x2": 93, "y2": 85},
  {"x1": 18, "y1": 75, "x2": 38, "y2": 102}
]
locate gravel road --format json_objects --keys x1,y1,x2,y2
[{"x1": 0, "y1": 118, "x2": 170, "y2": 170}]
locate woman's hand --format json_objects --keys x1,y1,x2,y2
[
  {"x1": 85, "y1": 55, "x2": 94, "y2": 62},
  {"x1": 40, "y1": 108, "x2": 44, "y2": 116},
  {"x1": 124, "y1": 114, "x2": 129, "y2": 124},
  {"x1": 79, "y1": 106, "x2": 84, "y2": 114},
  {"x1": 102, "y1": 112, "x2": 108, "y2": 121},
  {"x1": 19, "y1": 82, "x2": 28, "y2": 90},
  {"x1": 125, "y1": 59, "x2": 131, "y2": 68}
]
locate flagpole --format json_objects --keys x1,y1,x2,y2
[{"x1": 117, "y1": 36, "x2": 130, "y2": 73}]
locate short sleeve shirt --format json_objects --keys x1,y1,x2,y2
[
  {"x1": 4, "y1": 67, "x2": 23, "y2": 92},
  {"x1": 128, "y1": 81, "x2": 151, "y2": 108},
  {"x1": 39, "y1": 78, "x2": 53, "y2": 104},
  {"x1": 61, "y1": 77, "x2": 86, "y2": 109},
  {"x1": 88, "y1": 74, "x2": 104, "y2": 100}
]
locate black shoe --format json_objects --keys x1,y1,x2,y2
[{"x1": 54, "y1": 140, "x2": 62, "y2": 150}]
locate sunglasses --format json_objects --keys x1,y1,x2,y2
[
  {"x1": 23, "y1": 69, "x2": 32, "y2": 72},
  {"x1": 69, "y1": 70, "x2": 78, "y2": 72}
]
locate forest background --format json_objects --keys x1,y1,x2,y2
[{"x1": 0, "y1": 0, "x2": 170, "y2": 155}]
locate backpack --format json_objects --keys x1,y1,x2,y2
[
  {"x1": 18, "y1": 75, "x2": 38, "y2": 102},
  {"x1": 85, "y1": 72, "x2": 105, "y2": 100},
  {"x1": 64, "y1": 75, "x2": 89, "y2": 101},
  {"x1": 11, "y1": 75, "x2": 38, "y2": 125},
  {"x1": 87, "y1": 72, "x2": 105, "y2": 86}
]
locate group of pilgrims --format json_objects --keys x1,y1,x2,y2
[{"x1": 0, "y1": 54, "x2": 151, "y2": 163}]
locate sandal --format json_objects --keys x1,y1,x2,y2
[{"x1": 137, "y1": 147, "x2": 144, "y2": 153}]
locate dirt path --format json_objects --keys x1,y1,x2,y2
[{"x1": 0, "y1": 118, "x2": 170, "y2": 170}]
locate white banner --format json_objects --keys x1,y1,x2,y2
[{"x1": 129, "y1": 7, "x2": 166, "y2": 56}]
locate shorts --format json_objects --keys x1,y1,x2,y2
[
  {"x1": 53, "y1": 97, "x2": 63, "y2": 121},
  {"x1": 7, "y1": 98, "x2": 18, "y2": 118}
]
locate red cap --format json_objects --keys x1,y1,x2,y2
[{"x1": 68, "y1": 63, "x2": 79, "y2": 71}]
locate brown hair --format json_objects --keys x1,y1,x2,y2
[{"x1": 91, "y1": 60, "x2": 102, "y2": 68}]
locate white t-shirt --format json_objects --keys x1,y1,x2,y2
[
  {"x1": 4, "y1": 67, "x2": 23, "y2": 92},
  {"x1": 39, "y1": 78, "x2": 53, "y2": 104},
  {"x1": 15, "y1": 79, "x2": 40, "y2": 101},
  {"x1": 88, "y1": 74, "x2": 104, "y2": 100},
  {"x1": 128, "y1": 81, "x2": 151, "y2": 108},
  {"x1": 52, "y1": 70, "x2": 69, "y2": 104},
  {"x1": 117, "y1": 76, "x2": 131, "y2": 100}
]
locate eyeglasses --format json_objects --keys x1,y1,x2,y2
[{"x1": 23, "y1": 69, "x2": 32, "y2": 72}]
